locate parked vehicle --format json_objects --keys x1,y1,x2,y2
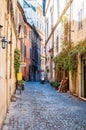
[{"x1": 40, "y1": 72, "x2": 45, "y2": 84}]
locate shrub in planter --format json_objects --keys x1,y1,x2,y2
[
  {"x1": 18, "y1": 80, "x2": 25, "y2": 90},
  {"x1": 53, "y1": 82, "x2": 60, "y2": 90},
  {"x1": 50, "y1": 80, "x2": 55, "y2": 86},
  {"x1": 53, "y1": 82, "x2": 59, "y2": 87},
  {"x1": 50, "y1": 80, "x2": 60, "y2": 90}
]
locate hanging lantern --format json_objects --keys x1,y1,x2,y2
[{"x1": 1, "y1": 37, "x2": 7, "y2": 49}]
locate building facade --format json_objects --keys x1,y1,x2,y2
[
  {"x1": 45, "y1": 0, "x2": 86, "y2": 100},
  {"x1": 36, "y1": 4, "x2": 45, "y2": 72},
  {"x1": 30, "y1": 25, "x2": 41, "y2": 81},
  {"x1": 0, "y1": 0, "x2": 41, "y2": 128},
  {"x1": 17, "y1": 2, "x2": 32, "y2": 81},
  {"x1": 45, "y1": 0, "x2": 69, "y2": 81},
  {"x1": 0, "y1": 0, "x2": 17, "y2": 128},
  {"x1": 69, "y1": 0, "x2": 86, "y2": 99},
  {"x1": 18, "y1": 0, "x2": 45, "y2": 73}
]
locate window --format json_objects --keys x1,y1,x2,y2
[
  {"x1": 29, "y1": 31, "x2": 32, "y2": 40},
  {"x1": 24, "y1": 26, "x2": 27, "y2": 36},
  {"x1": 7, "y1": 0, "x2": 10, "y2": 13},
  {"x1": 37, "y1": 21, "x2": 38, "y2": 26},
  {"x1": 51, "y1": 10, "x2": 53, "y2": 29},
  {"x1": 46, "y1": 20, "x2": 49, "y2": 38},
  {"x1": 30, "y1": 48, "x2": 32, "y2": 59},
  {"x1": 78, "y1": 9, "x2": 83, "y2": 31},
  {"x1": 41, "y1": 46, "x2": 43, "y2": 54},
  {"x1": 20, "y1": 39, "x2": 23, "y2": 54},
  {"x1": 38, "y1": 21, "x2": 39, "y2": 27},
  {"x1": 57, "y1": 0, "x2": 60, "y2": 17},
  {"x1": 24, "y1": 45, "x2": 26, "y2": 58},
  {"x1": 42, "y1": 26, "x2": 43, "y2": 31},
  {"x1": 40, "y1": 23, "x2": 41, "y2": 29}
]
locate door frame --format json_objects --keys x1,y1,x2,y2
[{"x1": 81, "y1": 56, "x2": 86, "y2": 98}]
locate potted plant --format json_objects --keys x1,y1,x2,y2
[
  {"x1": 50, "y1": 80, "x2": 60, "y2": 90},
  {"x1": 19, "y1": 80, "x2": 25, "y2": 90}
]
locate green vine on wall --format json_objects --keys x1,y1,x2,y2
[
  {"x1": 14, "y1": 48, "x2": 21, "y2": 74},
  {"x1": 68, "y1": 49, "x2": 78, "y2": 74},
  {"x1": 54, "y1": 39, "x2": 86, "y2": 76},
  {"x1": 56, "y1": 37, "x2": 59, "y2": 51}
]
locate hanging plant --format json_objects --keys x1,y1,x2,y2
[{"x1": 14, "y1": 48, "x2": 21, "y2": 74}]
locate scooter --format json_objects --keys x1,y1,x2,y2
[
  {"x1": 40, "y1": 72, "x2": 45, "y2": 84},
  {"x1": 40, "y1": 76, "x2": 45, "y2": 84}
]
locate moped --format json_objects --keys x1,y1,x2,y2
[{"x1": 40, "y1": 72, "x2": 45, "y2": 84}]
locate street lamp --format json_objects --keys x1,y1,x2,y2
[
  {"x1": 1, "y1": 37, "x2": 7, "y2": 49},
  {"x1": 0, "y1": 24, "x2": 11, "y2": 49}
]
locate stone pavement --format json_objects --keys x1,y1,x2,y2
[{"x1": 2, "y1": 82, "x2": 86, "y2": 130}]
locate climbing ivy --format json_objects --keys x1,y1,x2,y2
[
  {"x1": 54, "y1": 39, "x2": 86, "y2": 76},
  {"x1": 54, "y1": 41, "x2": 72, "y2": 71},
  {"x1": 68, "y1": 49, "x2": 78, "y2": 75},
  {"x1": 14, "y1": 48, "x2": 21, "y2": 74}
]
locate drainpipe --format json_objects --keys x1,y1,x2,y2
[
  {"x1": 52, "y1": 0, "x2": 54, "y2": 80},
  {"x1": 69, "y1": 3, "x2": 71, "y2": 42},
  {"x1": 5, "y1": 0, "x2": 11, "y2": 112}
]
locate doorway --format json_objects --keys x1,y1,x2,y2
[{"x1": 82, "y1": 59, "x2": 86, "y2": 98}]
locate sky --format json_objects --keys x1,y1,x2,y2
[
  {"x1": 37, "y1": 0, "x2": 42, "y2": 5},
  {"x1": 27, "y1": 0, "x2": 42, "y2": 6}
]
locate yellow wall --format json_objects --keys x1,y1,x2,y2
[
  {"x1": 70, "y1": 19, "x2": 86, "y2": 98},
  {"x1": 0, "y1": 1, "x2": 17, "y2": 128}
]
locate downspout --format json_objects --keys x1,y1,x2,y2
[
  {"x1": 50, "y1": 0, "x2": 54, "y2": 80},
  {"x1": 52, "y1": 0, "x2": 54, "y2": 80},
  {"x1": 5, "y1": 0, "x2": 10, "y2": 112}
]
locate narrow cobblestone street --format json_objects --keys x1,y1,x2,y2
[{"x1": 2, "y1": 82, "x2": 86, "y2": 130}]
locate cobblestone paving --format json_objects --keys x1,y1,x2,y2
[{"x1": 2, "y1": 82, "x2": 86, "y2": 130}]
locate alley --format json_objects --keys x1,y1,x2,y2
[{"x1": 2, "y1": 82, "x2": 86, "y2": 130}]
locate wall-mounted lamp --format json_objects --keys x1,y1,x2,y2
[
  {"x1": 1, "y1": 37, "x2": 7, "y2": 49},
  {"x1": 0, "y1": 25, "x2": 11, "y2": 49}
]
